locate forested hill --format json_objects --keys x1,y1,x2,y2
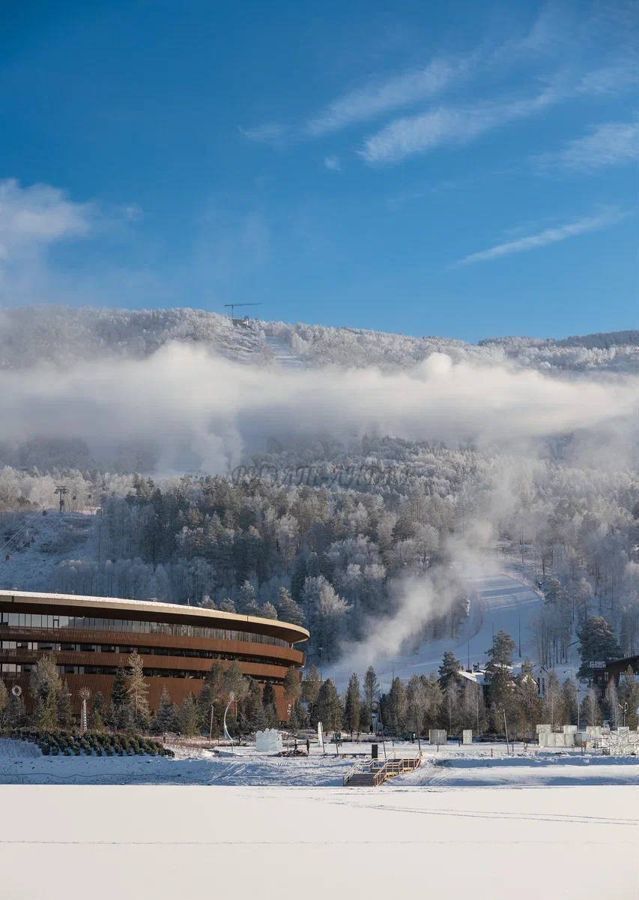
[{"x1": 0, "y1": 306, "x2": 637, "y2": 374}]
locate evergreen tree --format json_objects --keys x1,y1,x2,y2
[
  {"x1": 486, "y1": 631, "x2": 516, "y2": 672},
  {"x1": 275, "y1": 587, "x2": 305, "y2": 626},
  {"x1": 244, "y1": 679, "x2": 267, "y2": 732},
  {"x1": 438, "y1": 650, "x2": 462, "y2": 688},
  {"x1": 386, "y1": 677, "x2": 408, "y2": 735},
  {"x1": 177, "y1": 695, "x2": 200, "y2": 736},
  {"x1": 29, "y1": 655, "x2": 62, "y2": 729},
  {"x1": 343, "y1": 674, "x2": 361, "y2": 738},
  {"x1": 315, "y1": 679, "x2": 342, "y2": 731},
  {"x1": 361, "y1": 666, "x2": 379, "y2": 731},
  {"x1": 111, "y1": 668, "x2": 128, "y2": 709},
  {"x1": 485, "y1": 632, "x2": 516, "y2": 733},
  {"x1": 0, "y1": 679, "x2": 7, "y2": 727},
  {"x1": 422, "y1": 674, "x2": 444, "y2": 730},
  {"x1": 515, "y1": 661, "x2": 542, "y2": 738},
  {"x1": 5, "y1": 691, "x2": 25, "y2": 728},
  {"x1": 262, "y1": 682, "x2": 279, "y2": 727},
  {"x1": 154, "y1": 688, "x2": 176, "y2": 734},
  {"x1": 57, "y1": 682, "x2": 73, "y2": 729},
  {"x1": 91, "y1": 691, "x2": 106, "y2": 731},
  {"x1": 237, "y1": 580, "x2": 259, "y2": 615},
  {"x1": 577, "y1": 617, "x2": 622, "y2": 679},
  {"x1": 302, "y1": 665, "x2": 322, "y2": 712}
]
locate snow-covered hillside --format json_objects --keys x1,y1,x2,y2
[
  {"x1": 0, "y1": 511, "x2": 96, "y2": 592},
  {"x1": 0, "y1": 306, "x2": 637, "y2": 374}
]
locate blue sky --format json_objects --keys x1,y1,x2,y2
[{"x1": 0, "y1": 0, "x2": 637, "y2": 341}]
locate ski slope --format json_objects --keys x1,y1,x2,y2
[
  {"x1": 332, "y1": 569, "x2": 545, "y2": 689},
  {"x1": 380, "y1": 571, "x2": 544, "y2": 686},
  {"x1": 0, "y1": 511, "x2": 96, "y2": 593}
]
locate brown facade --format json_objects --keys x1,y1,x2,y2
[{"x1": 0, "y1": 590, "x2": 309, "y2": 722}]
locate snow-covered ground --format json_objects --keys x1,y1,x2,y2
[
  {"x1": 2, "y1": 738, "x2": 638, "y2": 897},
  {"x1": 0, "y1": 783, "x2": 637, "y2": 900},
  {"x1": 3, "y1": 738, "x2": 639, "y2": 789}
]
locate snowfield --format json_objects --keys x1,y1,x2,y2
[
  {"x1": 0, "y1": 784, "x2": 637, "y2": 900},
  {"x1": 1, "y1": 739, "x2": 638, "y2": 898}
]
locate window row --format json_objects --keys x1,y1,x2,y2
[
  {"x1": 1, "y1": 662, "x2": 285, "y2": 683},
  {"x1": 0, "y1": 611, "x2": 291, "y2": 648},
  {"x1": 0, "y1": 645, "x2": 286, "y2": 668}
]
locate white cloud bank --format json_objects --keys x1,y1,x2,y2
[
  {"x1": 0, "y1": 343, "x2": 636, "y2": 473},
  {"x1": 0, "y1": 179, "x2": 92, "y2": 261}
]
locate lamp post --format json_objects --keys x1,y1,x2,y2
[
  {"x1": 619, "y1": 702, "x2": 628, "y2": 728},
  {"x1": 223, "y1": 692, "x2": 235, "y2": 749}
]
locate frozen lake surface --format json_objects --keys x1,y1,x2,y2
[{"x1": 1, "y1": 783, "x2": 637, "y2": 900}]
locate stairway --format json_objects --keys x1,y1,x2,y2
[{"x1": 344, "y1": 756, "x2": 421, "y2": 787}]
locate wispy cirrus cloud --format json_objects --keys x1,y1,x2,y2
[
  {"x1": 536, "y1": 118, "x2": 639, "y2": 172},
  {"x1": 359, "y1": 55, "x2": 639, "y2": 166},
  {"x1": 305, "y1": 56, "x2": 472, "y2": 137},
  {"x1": 323, "y1": 155, "x2": 341, "y2": 172},
  {"x1": 457, "y1": 208, "x2": 625, "y2": 266},
  {"x1": 238, "y1": 122, "x2": 288, "y2": 146},
  {"x1": 360, "y1": 89, "x2": 557, "y2": 164}
]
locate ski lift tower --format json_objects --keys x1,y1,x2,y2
[
  {"x1": 223, "y1": 303, "x2": 262, "y2": 326},
  {"x1": 54, "y1": 485, "x2": 68, "y2": 513}
]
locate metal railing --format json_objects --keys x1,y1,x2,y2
[{"x1": 343, "y1": 756, "x2": 421, "y2": 786}]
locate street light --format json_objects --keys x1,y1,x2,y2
[
  {"x1": 223, "y1": 691, "x2": 236, "y2": 748},
  {"x1": 619, "y1": 702, "x2": 628, "y2": 728}
]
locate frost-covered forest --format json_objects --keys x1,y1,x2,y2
[
  {"x1": 1, "y1": 438, "x2": 638, "y2": 672},
  {"x1": 0, "y1": 308, "x2": 637, "y2": 676}
]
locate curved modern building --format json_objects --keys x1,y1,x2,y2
[{"x1": 0, "y1": 590, "x2": 309, "y2": 721}]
